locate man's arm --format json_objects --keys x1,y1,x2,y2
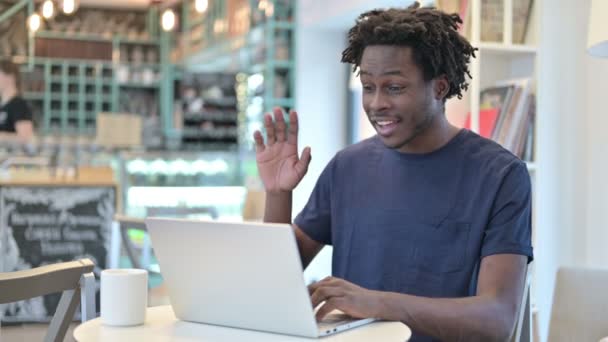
[
  {"x1": 255, "y1": 108, "x2": 325, "y2": 270},
  {"x1": 15, "y1": 120, "x2": 34, "y2": 142},
  {"x1": 0, "y1": 122, "x2": 33, "y2": 143},
  {"x1": 310, "y1": 254, "x2": 527, "y2": 342},
  {"x1": 379, "y1": 254, "x2": 527, "y2": 341},
  {"x1": 263, "y1": 191, "x2": 293, "y2": 224},
  {"x1": 264, "y1": 190, "x2": 324, "y2": 269}
]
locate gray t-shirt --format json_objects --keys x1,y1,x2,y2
[{"x1": 294, "y1": 129, "x2": 533, "y2": 342}]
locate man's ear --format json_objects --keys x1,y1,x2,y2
[{"x1": 433, "y1": 75, "x2": 450, "y2": 101}]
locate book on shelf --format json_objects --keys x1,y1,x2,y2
[
  {"x1": 463, "y1": 83, "x2": 514, "y2": 138},
  {"x1": 464, "y1": 78, "x2": 535, "y2": 161},
  {"x1": 463, "y1": 108, "x2": 499, "y2": 138},
  {"x1": 522, "y1": 108, "x2": 535, "y2": 162},
  {"x1": 437, "y1": 0, "x2": 533, "y2": 44},
  {"x1": 480, "y1": 0, "x2": 534, "y2": 44}
]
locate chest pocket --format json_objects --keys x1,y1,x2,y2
[
  {"x1": 345, "y1": 209, "x2": 470, "y2": 284},
  {"x1": 413, "y1": 218, "x2": 470, "y2": 273}
]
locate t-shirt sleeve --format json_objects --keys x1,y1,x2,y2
[
  {"x1": 481, "y1": 161, "x2": 534, "y2": 263},
  {"x1": 12, "y1": 98, "x2": 33, "y2": 122},
  {"x1": 293, "y1": 157, "x2": 336, "y2": 245}
]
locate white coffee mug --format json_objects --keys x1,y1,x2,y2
[{"x1": 101, "y1": 269, "x2": 148, "y2": 326}]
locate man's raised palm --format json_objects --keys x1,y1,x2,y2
[{"x1": 253, "y1": 109, "x2": 311, "y2": 194}]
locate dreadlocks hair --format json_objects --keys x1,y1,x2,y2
[{"x1": 341, "y1": 3, "x2": 477, "y2": 100}]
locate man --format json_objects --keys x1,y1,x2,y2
[
  {"x1": 253, "y1": 4, "x2": 532, "y2": 342},
  {"x1": 0, "y1": 60, "x2": 34, "y2": 142}
]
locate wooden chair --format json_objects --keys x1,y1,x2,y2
[
  {"x1": 113, "y1": 215, "x2": 150, "y2": 272},
  {"x1": 548, "y1": 267, "x2": 608, "y2": 342},
  {"x1": 510, "y1": 265, "x2": 532, "y2": 342},
  {"x1": 0, "y1": 259, "x2": 96, "y2": 342},
  {"x1": 114, "y1": 206, "x2": 218, "y2": 273},
  {"x1": 242, "y1": 190, "x2": 266, "y2": 222}
]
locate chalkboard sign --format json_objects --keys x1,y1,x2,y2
[{"x1": 0, "y1": 186, "x2": 115, "y2": 323}]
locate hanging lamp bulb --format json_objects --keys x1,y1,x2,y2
[
  {"x1": 41, "y1": 0, "x2": 55, "y2": 19},
  {"x1": 195, "y1": 0, "x2": 208, "y2": 13},
  {"x1": 61, "y1": 0, "x2": 79, "y2": 15},
  {"x1": 161, "y1": 9, "x2": 176, "y2": 31},
  {"x1": 28, "y1": 13, "x2": 42, "y2": 32}
]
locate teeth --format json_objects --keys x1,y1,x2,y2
[{"x1": 377, "y1": 121, "x2": 395, "y2": 126}]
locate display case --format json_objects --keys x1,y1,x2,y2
[{"x1": 117, "y1": 151, "x2": 251, "y2": 221}]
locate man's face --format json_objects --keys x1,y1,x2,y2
[{"x1": 360, "y1": 45, "x2": 444, "y2": 151}]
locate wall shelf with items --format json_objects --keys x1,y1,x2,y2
[
  {"x1": 443, "y1": 0, "x2": 538, "y2": 164},
  {"x1": 4, "y1": 4, "x2": 171, "y2": 146},
  {"x1": 173, "y1": 71, "x2": 240, "y2": 150},
  {"x1": 34, "y1": 31, "x2": 158, "y2": 45},
  {"x1": 477, "y1": 42, "x2": 537, "y2": 54},
  {"x1": 8, "y1": 0, "x2": 296, "y2": 154},
  {"x1": 117, "y1": 151, "x2": 246, "y2": 219},
  {"x1": 178, "y1": 0, "x2": 296, "y2": 151},
  {"x1": 20, "y1": 59, "x2": 114, "y2": 135},
  {"x1": 18, "y1": 54, "x2": 165, "y2": 142},
  {"x1": 439, "y1": 0, "x2": 541, "y2": 322}
]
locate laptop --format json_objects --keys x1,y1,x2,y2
[{"x1": 144, "y1": 217, "x2": 375, "y2": 338}]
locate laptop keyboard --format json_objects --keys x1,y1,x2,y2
[
  {"x1": 319, "y1": 313, "x2": 356, "y2": 324},
  {"x1": 317, "y1": 313, "x2": 358, "y2": 330}
]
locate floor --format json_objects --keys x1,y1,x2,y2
[{"x1": 0, "y1": 285, "x2": 170, "y2": 342}]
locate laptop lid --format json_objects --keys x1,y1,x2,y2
[{"x1": 145, "y1": 218, "x2": 320, "y2": 338}]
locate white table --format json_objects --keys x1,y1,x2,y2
[{"x1": 74, "y1": 305, "x2": 412, "y2": 342}]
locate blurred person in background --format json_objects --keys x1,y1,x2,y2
[{"x1": 0, "y1": 59, "x2": 34, "y2": 142}]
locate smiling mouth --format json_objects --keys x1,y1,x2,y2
[
  {"x1": 376, "y1": 120, "x2": 397, "y2": 126},
  {"x1": 373, "y1": 118, "x2": 400, "y2": 137}
]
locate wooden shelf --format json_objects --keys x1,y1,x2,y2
[
  {"x1": 35, "y1": 31, "x2": 158, "y2": 45},
  {"x1": 118, "y1": 82, "x2": 160, "y2": 89},
  {"x1": 250, "y1": 60, "x2": 294, "y2": 74},
  {"x1": 49, "y1": 76, "x2": 113, "y2": 85},
  {"x1": 478, "y1": 42, "x2": 538, "y2": 55},
  {"x1": 181, "y1": 129, "x2": 238, "y2": 139},
  {"x1": 23, "y1": 92, "x2": 45, "y2": 100},
  {"x1": 184, "y1": 112, "x2": 238, "y2": 123},
  {"x1": 47, "y1": 93, "x2": 112, "y2": 101}
]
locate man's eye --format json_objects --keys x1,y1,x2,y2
[
  {"x1": 362, "y1": 85, "x2": 374, "y2": 92},
  {"x1": 387, "y1": 86, "x2": 403, "y2": 93}
]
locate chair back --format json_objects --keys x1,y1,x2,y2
[
  {"x1": 114, "y1": 215, "x2": 150, "y2": 271},
  {"x1": 510, "y1": 265, "x2": 532, "y2": 342},
  {"x1": 548, "y1": 267, "x2": 608, "y2": 342},
  {"x1": 0, "y1": 259, "x2": 96, "y2": 342}
]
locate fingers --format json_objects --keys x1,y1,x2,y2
[
  {"x1": 287, "y1": 110, "x2": 299, "y2": 146},
  {"x1": 253, "y1": 130, "x2": 265, "y2": 153},
  {"x1": 273, "y1": 108, "x2": 287, "y2": 142},
  {"x1": 315, "y1": 298, "x2": 345, "y2": 322},
  {"x1": 264, "y1": 113, "x2": 276, "y2": 146},
  {"x1": 308, "y1": 276, "x2": 338, "y2": 294},
  {"x1": 294, "y1": 146, "x2": 312, "y2": 178},
  {"x1": 310, "y1": 285, "x2": 344, "y2": 309}
]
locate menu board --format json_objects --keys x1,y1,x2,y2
[{"x1": 0, "y1": 186, "x2": 115, "y2": 322}]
